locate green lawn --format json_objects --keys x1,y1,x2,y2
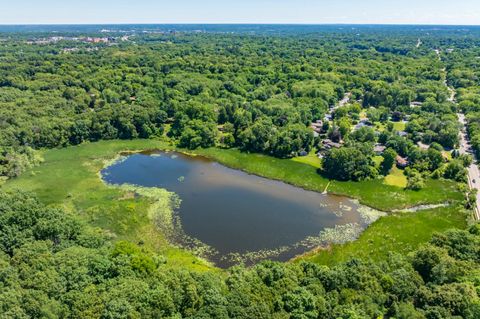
[
  {"x1": 373, "y1": 155, "x2": 384, "y2": 167},
  {"x1": 302, "y1": 205, "x2": 468, "y2": 266},
  {"x1": 291, "y1": 150, "x2": 321, "y2": 169},
  {"x1": 391, "y1": 121, "x2": 407, "y2": 131},
  {"x1": 384, "y1": 167, "x2": 408, "y2": 188}
]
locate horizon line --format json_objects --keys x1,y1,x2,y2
[{"x1": 0, "y1": 22, "x2": 480, "y2": 27}]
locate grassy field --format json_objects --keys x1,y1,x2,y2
[
  {"x1": 2, "y1": 139, "x2": 214, "y2": 271},
  {"x1": 2, "y1": 139, "x2": 468, "y2": 269},
  {"x1": 384, "y1": 167, "x2": 408, "y2": 188},
  {"x1": 391, "y1": 121, "x2": 407, "y2": 131},
  {"x1": 302, "y1": 205, "x2": 468, "y2": 265},
  {"x1": 291, "y1": 150, "x2": 321, "y2": 169}
]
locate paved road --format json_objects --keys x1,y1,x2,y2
[
  {"x1": 416, "y1": 38, "x2": 422, "y2": 48},
  {"x1": 324, "y1": 92, "x2": 351, "y2": 121},
  {"x1": 457, "y1": 113, "x2": 480, "y2": 220},
  {"x1": 438, "y1": 48, "x2": 480, "y2": 219}
]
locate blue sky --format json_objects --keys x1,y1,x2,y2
[{"x1": 1, "y1": 0, "x2": 480, "y2": 25}]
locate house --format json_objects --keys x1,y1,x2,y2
[
  {"x1": 310, "y1": 120, "x2": 323, "y2": 133},
  {"x1": 396, "y1": 155, "x2": 408, "y2": 168},
  {"x1": 299, "y1": 150, "x2": 308, "y2": 157},
  {"x1": 374, "y1": 144, "x2": 386, "y2": 155},
  {"x1": 410, "y1": 101, "x2": 423, "y2": 108},
  {"x1": 397, "y1": 131, "x2": 408, "y2": 137},
  {"x1": 417, "y1": 141, "x2": 429, "y2": 150},
  {"x1": 322, "y1": 139, "x2": 342, "y2": 150},
  {"x1": 353, "y1": 119, "x2": 371, "y2": 131}
]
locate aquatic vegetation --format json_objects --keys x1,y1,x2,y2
[
  {"x1": 100, "y1": 154, "x2": 128, "y2": 172},
  {"x1": 300, "y1": 223, "x2": 364, "y2": 248},
  {"x1": 219, "y1": 223, "x2": 367, "y2": 266},
  {"x1": 113, "y1": 184, "x2": 179, "y2": 237},
  {"x1": 357, "y1": 205, "x2": 388, "y2": 224},
  {"x1": 392, "y1": 203, "x2": 451, "y2": 213}
]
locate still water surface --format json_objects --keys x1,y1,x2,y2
[{"x1": 101, "y1": 151, "x2": 368, "y2": 266}]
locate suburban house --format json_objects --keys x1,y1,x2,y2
[
  {"x1": 396, "y1": 155, "x2": 408, "y2": 168},
  {"x1": 374, "y1": 144, "x2": 386, "y2": 155}
]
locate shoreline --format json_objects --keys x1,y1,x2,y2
[{"x1": 98, "y1": 146, "x2": 458, "y2": 268}]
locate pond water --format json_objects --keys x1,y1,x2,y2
[{"x1": 101, "y1": 151, "x2": 373, "y2": 267}]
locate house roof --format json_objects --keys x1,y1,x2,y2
[
  {"x1": 374, "y1": 144, "x2": 386, "y2": 153},
  {"x1": 396, "y1": 155, "x2": 408, "y2": 166}
]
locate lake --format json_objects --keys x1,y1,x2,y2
[{"x1": 101, "y1": 151, "x2": 373, "y2": 267}]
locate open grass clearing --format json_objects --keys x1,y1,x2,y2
[
  {"x1": 384, "y1": 166, "x2": 408, "y2": 188},
  {"x1": 391, "y1": 121, "x2": 407, "y2": 131},
  {"x1": 291, "y1": 150, "x2": 321, "y2": 169}
]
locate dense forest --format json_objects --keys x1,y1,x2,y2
[
  {"x1": 0, "y1": 26, "x2": 474, "y2": 185},
  {"x1": 1, "y1": 190, "x2": 479, "y2": 318},
  {"x1": 1, "y1": 25, "x2": 480, "y2": 318}
]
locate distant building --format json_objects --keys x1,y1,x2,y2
[
  {"x1": 374, "y1": 144, "x2": 386, "y2": 155},
  {"x1": 353, "y1": 119, "x2": 371, "y2": 131},
  {"x1": 410, "y1": 101, "x2": 423, "y2": 107},
  {"x1": 310, "y1": 120, "x2": 323, "y2": 134},
  {"x1": 396, "y1": 155, "x2": 408, "y2": 168},
  {"x1": 417, "y1": 141, "x2": 429, "y2": 150},
  {"x1": 322, "y1": 139, "x2": 342, "y2": 150}
]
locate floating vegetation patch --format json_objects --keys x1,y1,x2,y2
[
  {"x1": 221, "y1": 246, "x2": 292, "y2": 265},
  {"x1": 357, "y1": 205, "x2": 387, "y2": 224},
  {"x1": 218, "y1": 223, "x2": 365, "y2": 267},
  {"x1": 332, "y1": 210, "x2": 344, "y2": 217},
  {"x1": 101, "y1": 155, "x2": 127, "y2": 172},
  {"x1": 177, "y1": 176, "x2": 185, "y2": 182},
  {"x1": 113, "y1": 184, "x2": 179, "y2": 236},
  {"x1": 299, "y1": 223, "x2": 364, "y2": 248}
]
